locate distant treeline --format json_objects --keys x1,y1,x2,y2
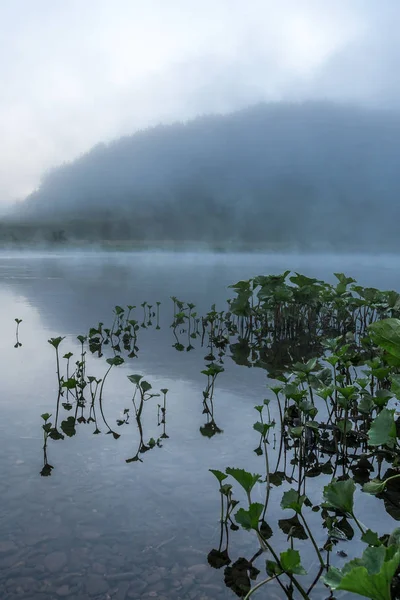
[{"x1": 5, "y1": 101, "x2": 400, "y2": 250}]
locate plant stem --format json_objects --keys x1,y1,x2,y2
[
  {"x1": 243, "y1": 576, "x2": 276, "y2": 599},
  {"x1": 299, "y1": 513, "x2": 325, "y2": 568}
]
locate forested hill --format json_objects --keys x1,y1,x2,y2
[{"x1": 8, "y1": 102, "x2": 400, "y2": 250}]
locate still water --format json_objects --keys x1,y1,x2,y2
[{"x1": 0, "y1": 251, "x2": 399, "y2": 600}]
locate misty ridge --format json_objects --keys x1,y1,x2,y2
[{"x1": 4, "y1": 101, "x2": 400, "y2": 251}]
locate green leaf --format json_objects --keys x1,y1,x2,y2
[
  {"x1": 363, "y1": 480, "x2": 387, "y2": 495},
  {"x1": 253, "y1": 421, "x2": 272, "y2": 437},
  {"x1": 234, "y1": 503, "x2": 263, "y2": 531},
  {"x1": 266, "y1": 560, "x2": 282, "y2": 576},
  {"x1": 323, "y1": 479, "x2": 355, "y2": 514},
  {"x1": 369, "y1": 318, "x2": 400, "y2": 358},
  {"x1": 336, "y1": 418, "x2": 353, "y2": 434},
  {"x1": 41, "y1": 413, "x2": 51, "y2": 421},
  {"x1": 48, "y1": 428, "x2": 64, "y2": 440},
  {"x1": 292, "y1": 358, "x2": 318, "y2": 375},
  {"x1": 361, "y1": 530, "x2": 381, "y2": 546},
  {"x1": 359, "y1": 394, "x2": 374, "y2": 415},
  {"x1": 289, "y1": 425, "x2": 304, "y2": 438},
  {"x1": 324, "y1": 545, "x2": 400, "y2": 600},
  {"x1": 281, "y1": 489, "x2": 306, "y2": 514},
  {"x1": 225, "y1": 468, "x2": 261, "y2": 494},
  {"x1": 389, "y1": 528, "x2": 400, "y2": 548},
  {"x1": 106, "y1": 356, "x2": 124, "y2": 367},
  {"x1": 60, "y1": 417, "x2": 76, "y2": 437},
  {"x1": 48, "y1": 336, "x2": 65, "y2": 349},
  {"x1": 278, "y1": 515, "x2": 308, "y2": 540},
  {"x1": 61, "y1": 378, "x2": 78, "y2": 390},
  {"x1": 280, "y1": 549, "x2": 307, "y2": 575},
  {"x1": 127, "y1": 374, "x2": 143, "y2": 385},
  {"x1": 259, "y1": 520, "x2": 273, "y2": 540},
  {"x1": 368, "y1": 409, "x2": 397, "y2": 448},
  {"x1": 209, "y1": 469, "x2": 228, "y2": 484},
  {"x1": 373, "y1": 390, "x2": 393, "y2": 408},
  {"x1": 391, "y1": 374, "x2": 400, "y2": 399},
  {"x1": 141, "y1": 381, "x2": 152, "y2": 392}
]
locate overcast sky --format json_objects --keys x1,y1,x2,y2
[{"x1": 0, "y1": 0, "x2": 397, "y2": 206}]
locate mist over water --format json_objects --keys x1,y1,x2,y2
[{"x1": 1, "y1": 2, "x2": 400, "y2": 598}]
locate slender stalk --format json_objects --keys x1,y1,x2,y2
[
  {"x1": 299, "y1": 513, "x2": 325, "y2": 568},
  {"x1": 243, "y1": 576, "x2": 276, "y2": 600},
  {"x1": 98, "y1": 365, "x2": 113, "y2": 432}
]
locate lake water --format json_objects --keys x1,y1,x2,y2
[{"x1": 1, "y1": 251, "x2": 399, "y2": 600}]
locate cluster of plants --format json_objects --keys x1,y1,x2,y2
[
  {"x1": 32, "y1": 272, "x2": 400, "y2": 599},
  {"x1": 39, "y1": 302, "x2": 167, "y2": 475}
]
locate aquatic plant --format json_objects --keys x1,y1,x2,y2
[
  {"x1": 14, "y1": 318, "x2": 22, "y2": 348},
  {"x1": 36, "y1": 273, "x2": 400, "y2": 597}
]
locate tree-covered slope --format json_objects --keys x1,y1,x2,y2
[{"x1": 8, "y1": 102, "x2": 400, "y2": 249}]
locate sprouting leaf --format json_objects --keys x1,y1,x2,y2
[
  {"x1": 62, "y1": 378, "x2": 78, "y2": 390},
  {"x1": 225, "y1": 468, "x2": 261, "y2": 494},
  {"x1": 209, "y1": 469, "x2": 228, "y2": 484},
  {"x1": 141, "y1": 381, "x2": 152, "y2": 392},
  {"x1": 41, "y1": 413, "x2": 51, "y2": 421},
  {"x1": 324, "y1": 545, "x2": 400, "y2": 600},
  {"x1": 280, "y1": 549, "x2": 307, "y2": 575},
  {"x1": 234, "y1": 503, "x2": 263, "y2": 531},
  {"x1": 323, "y1": 479, "x2": 355, "y2": 514},
  {"x1": 281, "y1": 489, "x2": 306, "y2": 514},
  {"x1": 368, "y1": 409, "x2": 397, "y2": 448},
  {"x1": 48, "y1": 336, "x2": 65, "y2": 349},
  {"x1": 253, "y1": 421, "x2": 272, "y2": 437},
  {"x1": 127, "y1": 374, "x2": 143, "y2": 385},
  {"x1": 106, "y1": 356, "x2": 124, "y2": 367}
]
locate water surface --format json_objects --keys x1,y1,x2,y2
[{"x1": 1, "y1": 251, "x2": 399, "y2": 599}]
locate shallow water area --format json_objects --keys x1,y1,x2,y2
[{"x1": 1, "y1": 250, "x2": 400, "y2": 599}]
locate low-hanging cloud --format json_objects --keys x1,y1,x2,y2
[{"x1": 0, "y1": 0, "x2": 396, "y2": 207}]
